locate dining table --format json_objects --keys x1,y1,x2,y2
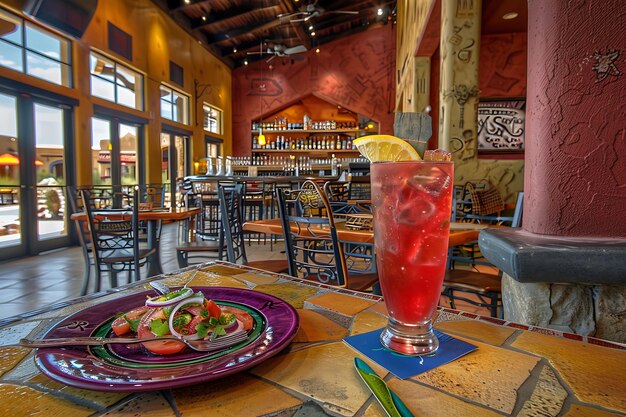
[
  {"x1": 71, "y1": 206, "x2": 200, "y2": 276},
  {"x1": 243, "y1": 218, "x2": 487, "y2": 247},
  {"x1": 0, "y1": 261, "x2": 624, "y2": 416}
]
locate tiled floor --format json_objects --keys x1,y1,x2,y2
[{"x1": 0, "y1": 224, "x2": 493, "y2": 320}]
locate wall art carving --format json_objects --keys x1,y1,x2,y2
[{"x1": 477, "y1": 99, "x2": 525, "y2": 152}]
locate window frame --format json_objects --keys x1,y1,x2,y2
[
  {"x1": 89, "y1": 49, "x2": 144, "y2": 111},
  {"x1": 160, "y1": 83, "x2": 190, "y2": 126},
  {"x1": 203, "y1": 103, "x2": 223, "y2": 135},
  {"x1": 0, "y1": 8, "x2": 72, "y2": 87}
]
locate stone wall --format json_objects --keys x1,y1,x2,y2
[{"x1": 502, "y1": 274, "x2": 626, "y2": 343}]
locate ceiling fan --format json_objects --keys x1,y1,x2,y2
[
  {"x1": 278, "y1": 1, "x2": 359, "y2": 23},
  {"x1": 247, "y1": 43, "x2": 307, "y2": 62}
]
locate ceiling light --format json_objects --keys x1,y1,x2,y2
[
  {"x1": 202, "y1": 16, "x2": 206, "y2": 21},
  {"x1": 308, "y1": 25, "x2": 314, "y2": 31},
  {"x1": 377, "y1": 8, "x2": 383, "y2": 16},
  {"x1": 502, "y1": 12, "x2": 518, "y2": 20},
  {"x1": 315, "y1": 48, "x2": 320, "y2": 53},
  {"x1": 233, "y1": 47, "x2": 237, "y2": 53},
  {"x1": 310, "y1": 31, "x2": 316, "y2": 36},
  {"x1": 184, "y1": 0, "x2": 190, "y2": 4},
  {"x1": 244, "y1": 59, "x2": 248, "y2": 66}
]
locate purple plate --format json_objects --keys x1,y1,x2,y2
[{"x1": 34, "y1": 287, "x2": 299, "y2": 391}]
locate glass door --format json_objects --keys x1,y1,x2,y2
[
  {"x1": 91, "y1": 117, "x2": 143, "y2": 189},
  {"x1": 0, "y1": 90, "x2": 74, "y2": 260},
  {"x1": 161, "y1": 132, "x2": 189, "y2": 207},
  {"x1": 0, "y1": 93, "x2": 21, "y2": 254}
]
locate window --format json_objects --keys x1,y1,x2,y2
[
  {"x1": 203, "y1": 103, "x2": 222, "y2": 134},
  {"x1": 90, "y1": 50, "x2": 143, "y2": 110},
  {"x1": 0, "y1": 8, "x2": 71, "y2": 86},
  {"x1": 160, "y1": 84, "x2": 189, "y2": 125}
]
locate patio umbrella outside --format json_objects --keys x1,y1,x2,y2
[{"x1": 0, "y1": 153, "x2": 19, "y2": 177}]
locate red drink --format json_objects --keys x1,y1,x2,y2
[{"x1": 371, "y1": 161, "x2": 453, "y2": 354}]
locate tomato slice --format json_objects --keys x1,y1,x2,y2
[
  {"x1": 111, "y1": 306, "x2": 149, "y2": 336},
  {"x1": 220, "y1": 306, "x2": 254, "y2": 331},
  {"x1": 137, "y1": 308, "x2": 186, "y2": 355},
  {"x1": 204, "y1": 299, "x2": 222, "y2": 318}
]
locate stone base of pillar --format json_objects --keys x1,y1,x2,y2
[{"x1": 502, "y1": 273, "x2": 626, "y2": 343}]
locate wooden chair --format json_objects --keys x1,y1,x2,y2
[
  {"x1": 276, "y1": 180, "x2": 378, "y2": 292},
  {"x1": 218, "y1": 184, "x2": 289, "y2": 273},
  {"x1": 81, "y1": 187, "x2": 155, "y2": 291}
]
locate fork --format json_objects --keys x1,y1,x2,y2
[{"x1": 19, "y1": 330, "x2": 248, "y2": 352}]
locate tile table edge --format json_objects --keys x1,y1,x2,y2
[{"x1": 1, "y1": 261, "x2": 624, "y2": 352}]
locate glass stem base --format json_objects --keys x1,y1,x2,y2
[{"x1": 380, "y1": 317, "x2": 439, "y2": 355}]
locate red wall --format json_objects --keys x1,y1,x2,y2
[
  {"x1": 232, "y1": 26, "x2": 396, "y2": 156},
  {"x1": 479, "y1": 33, "x2": 527, "y2": 98},
  {"x1": 525, "y1": 0, "x2": 626, "y2": 237}
]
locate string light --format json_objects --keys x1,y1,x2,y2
[
  {"x1": 315, "y1": 48, "x2": 320, "y2": 53},
  {"x1": 233, "y1": 47, "x2": 237, "y2": 53},
  {"x1": 310, "y1": 31, "x2": 316, "y2": 36},
  {"x1": 244, "y1": 59, "x2": 248, "y2": 65},
  {"x1": 202, "y1": 16, "x2": 206, "y2": 21},
  {"x1": 377, "y1": 8, "x2": 383, "y2": 16}
]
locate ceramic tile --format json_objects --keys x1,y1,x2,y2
[
  {"x1": 562, "y1": 404, "x2": 625, "y2": 417},
  {"x1": 294, "y1": 309, "x2": 349, "y2": 342},
  {"x1": 101, "y1": 392, "x2": 177, "y2": 416},
  {"x1": 0, "y1": 346, "x2": 30, "y2": 377},
  {"x1": 362, "y1": 402, "x2": 388, "y2": 417},
  {"x1": 387, "y1": 379, "x2": 502, "y2": 417},
  {"x1": 434, "y1": 320, "x2": 516, "y2": 346},
  {"x1": 516, "y1": 365, "x2": 568, "y2": 417},
  {"x1": 28, "y1": 373, "x2": 129, "y2": 409},
  {"x1": 202, "y1": 265, "x2": 247, "y2": 275},
  {"x1": 251, "y1": 342, "x2": 386, "y2": 417},
  {"x1": 351, "y1": 310, "x2": 388, "y2": 335},
  {"x1": 411, "y1": 338, "x2": 540, "y2": 414},
  {"x1": 173, "y1": 373, "x2": 301, "y2": 417},
  {"x1": 233, "y1": 272, "x2": 279, "y2": 286},
  {"x1": 511, "y1": 331, "x2": 626, "y2": 414},
  {"x1": 367, "y1": 301, "x2": 388, "y2": 316},
  {"x1": 253, "y1": 282, "x2": 319, "y2": 308},
  {"x1": 0, "y1": 383, "x2": 94, "y2": 416},
  {"x1": 306, "y1": 292, "x2": 376, "y2": 316},
  {"x1": 0, "y1": 321, "x2": 41, "y2": 345},
  {"x1": 188, "y1": 272, "x2": 249, "y2": 289}
]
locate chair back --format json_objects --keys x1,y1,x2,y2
[
  {"x1": 80, "y1": 187, "x2": 141, "y2": 278},
  {"x1": 141, "y1": 184, "x2": 166, "y2": 208},
  {"x1": 218, "y1": 183, "x2": 247, "y2": 264},
  {"x1": 462, "y1": 191, "x2": 524, "y2": 227},
  {"x1": 276, "y1": 180, "x2": 350, "y2": 286}
]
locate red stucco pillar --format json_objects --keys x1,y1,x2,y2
[{"x1": 524, "y1": 0, "x2": 626, "y2": 237}]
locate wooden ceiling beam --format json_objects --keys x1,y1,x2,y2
[
  {"x1": 168, "y1": 0, "x2": 213, "y2": 13},
  {"x1": 279, "y1": 0, "x2": 311, "y2": 50},
  {"x1": 206, "y1": 17, "x2": 282, "y2": 45},
  {"x1": 191, "y1": 4, "x2": 277, "y2": 30}
]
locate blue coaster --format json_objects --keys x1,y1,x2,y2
[{"x1": 343, "y1": 328, "x2": 478, "y2": 379}]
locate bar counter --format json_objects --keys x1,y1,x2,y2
[{"x1": 0, "y1": 262, "x2": 624, "y2": 416}]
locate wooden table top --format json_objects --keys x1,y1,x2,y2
[
  {"x1": 243, "y1": 219, "x2": 482, "y2": 246},
  {"x1": 1, "y1": 261, "x2": 624, "y2": 416},
  {"x1": 70, "y1": 206, "x2": 200, "y2": 221}
]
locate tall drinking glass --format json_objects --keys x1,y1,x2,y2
[{"x1": 371, "y1": 161, "x2": 454, "y2": 355}]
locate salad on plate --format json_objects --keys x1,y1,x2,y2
[{"x1": 110, "y1": 287, "x2": 253, "y2": 355}]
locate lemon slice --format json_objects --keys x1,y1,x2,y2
[{"x1": 353, "y1": 135, "x2": 421, "y2": 162}]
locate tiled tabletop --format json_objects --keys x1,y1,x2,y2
[{"x1": 1, "y1": 262, "x2": 625, "y2": 416}]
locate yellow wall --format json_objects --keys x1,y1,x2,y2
[
  {"x1": 0, "y1": 0, "x2": 232, "y2": 184},
  {"x1": 395, "y1": 0, "x2": 433, "y2": 111}
]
